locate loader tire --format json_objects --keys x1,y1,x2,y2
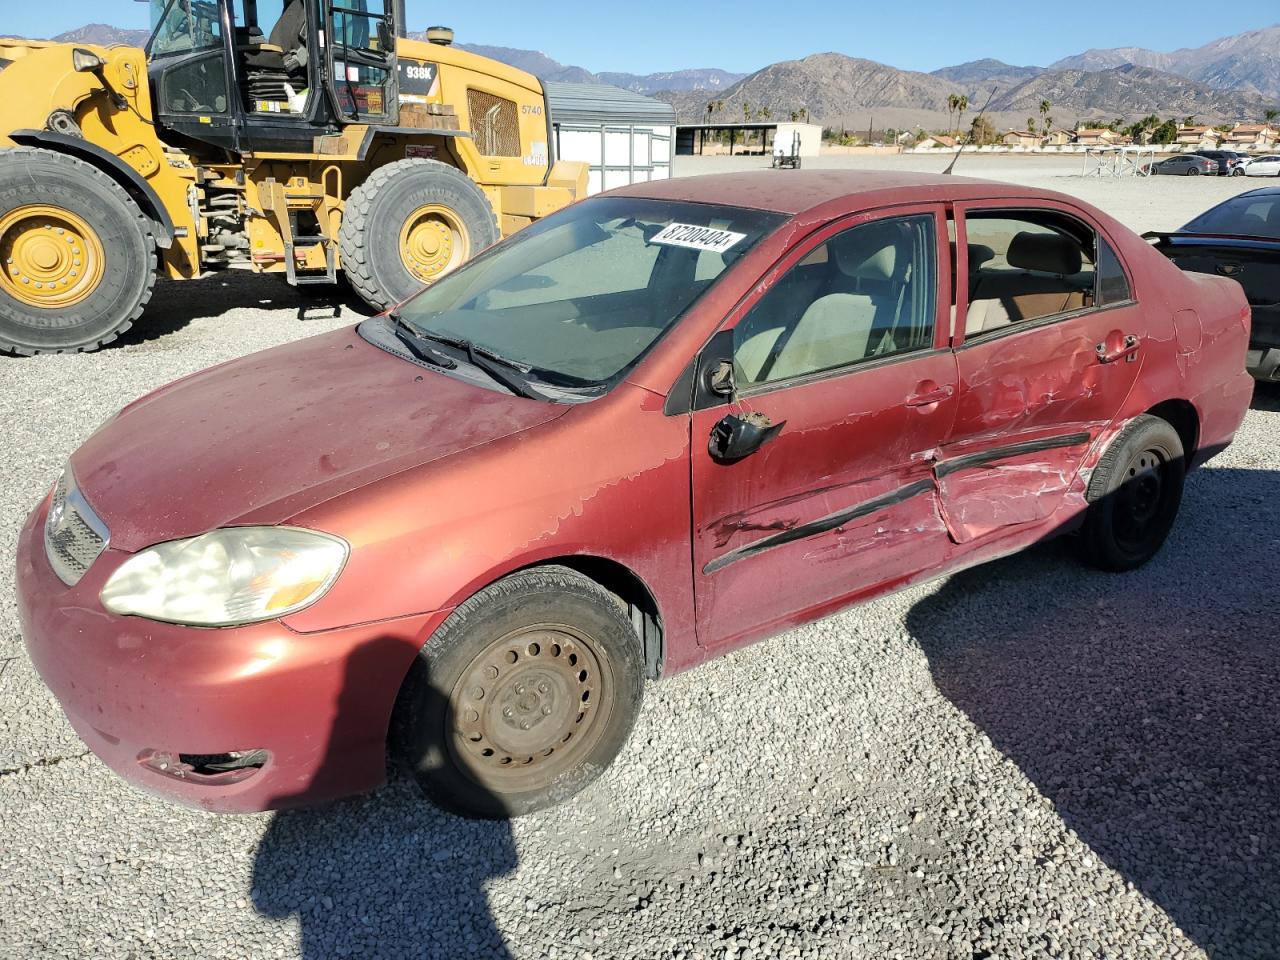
[
  {"x1": 339, "y1": 159, "x2": 499, "y2": 313},
  {"x1": 0, "y1": 148, "x2": 155, "y2": 355}
]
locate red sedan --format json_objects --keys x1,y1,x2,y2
[{"x1": 16, "y1": 171, "x2": 1253, "y2": 818}]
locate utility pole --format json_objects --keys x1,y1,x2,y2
[{"x1": 868, "y1": 115, "x2": 873, "y2": 145}]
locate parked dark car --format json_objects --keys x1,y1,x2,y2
[
  {"x1": 1148, "y1": 185, "x2": 1280, "y2": 379},
  {"x1": 1192, "y1": 150, "x2": 1247, "y2": 176},
  {"x1": 1147, "y1": 155, "x2": 1219, "y2": 176}
]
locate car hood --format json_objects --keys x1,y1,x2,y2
[{"x1": 68, "y1": 327, "x2": 568, "y2": 552}]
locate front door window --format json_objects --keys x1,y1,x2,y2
[{"x1": 690, "y1": 209, "x2": 957, "y2": 649}]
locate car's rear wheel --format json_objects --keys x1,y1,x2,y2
[
  {"x1": 1076, "y1": 415, "x2": 1185, "y2": 572},
  {"x1": 393, "y1": 566, "x2": 644, "y2": 818}
]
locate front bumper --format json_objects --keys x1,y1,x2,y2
[{"x1": 16, "y1": 501, "x2": 443, "y2": 813}]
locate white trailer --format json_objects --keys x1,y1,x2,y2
[{"x1": 543, "y1": 82, "x2": 676, "y2": 195}]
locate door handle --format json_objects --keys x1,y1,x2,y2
[
  {"x1": 905, "y1": 384, "x2": 954, "y2": 407},
  {"x1": 1096, "y1": 334, "x2": 1140, "y2": 364}
]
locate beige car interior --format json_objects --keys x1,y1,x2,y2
[
  {"x1": 964, "y1": 224, "x2": 1096, "y2": 336},
  {"x1": 735, "y1": 219, "x2": 929, "y2": 385}
]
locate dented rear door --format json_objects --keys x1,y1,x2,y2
[{"x1": 938, "y1": 200, "x2": 1145, "y2": 543}]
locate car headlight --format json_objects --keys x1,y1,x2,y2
[{"x1": 99, "y1": 527, "x2": 349, "y2": 627}]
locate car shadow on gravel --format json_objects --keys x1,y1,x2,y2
[
  {"x1": 107, "y1": 273, "x2": 374, "y2": 350},
  {"x1": 251, "y1": 638, "x2": 517, "y2": 960},
  {"x1": 1250, "y1": 381, "x2": 1280, "y2": 412},
  {"x1": 908, "y1": 466, "x2": 1280, "y2": 959}
]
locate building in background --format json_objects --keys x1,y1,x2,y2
[
  {"x1": 675, "y1": 121, "x2": 822, "y2": 159},
  {"x1": 544, "y1": 83, "x2": 675, "y2": 195},
  {"x1": 1225, "y1": 123, "x2": 1278, "y2": 152},
  {"x1": 1176, "y1": 125, "x2": 1224, "y2": 149}
]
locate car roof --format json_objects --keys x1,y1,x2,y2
[{"x1": 602, "y1": 170, "x2": 1081, "y2": 217}]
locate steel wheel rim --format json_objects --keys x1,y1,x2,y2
[
  {"x1": 399, "y1": 204, "x2": 469, "y2": 284},
  {"x1": 1113, "y1": 446, "x2": 1167, "y2": 549},
  {"x1": 448, "y1": 623, "x2": 613, "y2": 793},
  {"x1": 0, "y1": 205, "x2": 106, "y2": 308}
]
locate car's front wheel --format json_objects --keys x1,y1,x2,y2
[
  {"x1": 393, "y1": 566, "x2": 645, "y2": 818},
  {"x1": 1076, "y1": 414, "x2": 1185, "y2": 572},
  {"x1": 1187, "y1": 167, "x2": 1200, "y2": 176}
]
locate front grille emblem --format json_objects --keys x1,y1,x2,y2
[{"x1": 43, "y1": 468, "x2": 110, "y2": 587}]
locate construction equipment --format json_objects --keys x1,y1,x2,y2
[{"x1": 0, "y1": 0, "x2": 588, "y2": 354}]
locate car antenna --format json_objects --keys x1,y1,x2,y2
[{"x1": 943, "y1": 87, "x2": 996, "y2": 176}]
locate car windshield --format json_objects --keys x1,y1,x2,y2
[
  {"x1": 393, "y1": 197, "x2": 784, "y2": 388},
  {"x1": 1182, "y1": 193, "x2": 1280, "y2": 239}
]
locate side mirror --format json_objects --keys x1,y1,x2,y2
[
  {"x1": 708, "y1": 412, "x2": 785, "y2": 463},
  {"x1": 377, "y1": 18, "x2": 395, "y2": 53},
  {"x1": 706, "y1": 359, "x2": 735, "y2": 397},
  {"x1": 72, "y1": 49, "x2": 105, "y2": 74}
]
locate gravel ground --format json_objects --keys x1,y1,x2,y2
[{"x1": 1, "y1": 156, "x2": 1278, "y2": 960}]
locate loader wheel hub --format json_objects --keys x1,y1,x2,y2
[
  {"x1": 399, "y1": 204, "x2": 469, "y2": 284},
  {"x1": 0, "y1": 206, "x2": 105, "y2": 309}
]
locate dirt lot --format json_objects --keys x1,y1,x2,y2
[{"x1": 1, "y1": 155, "x2": 1277, "y2": 960}]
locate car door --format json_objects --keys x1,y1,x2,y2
[
  {"x1": 687, "y1": 205, "x2": 958, "y2": 650},
  {"x1": 939, "y1": 201, "x2": 1144, "y2": 543}
]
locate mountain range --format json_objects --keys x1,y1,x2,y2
[
  {"x1": 451, "y1": 44, "x2": 744, "y2": 95},
  {"x1": 658, "y1": 55, "x2": 1272, "y2": 130},
  {"x1": 25, "y1": 22, "x2": 1280, "y2": 130},
  {"x1": 1049, "y1": 25, "x2": 1280, "y2": 100}
]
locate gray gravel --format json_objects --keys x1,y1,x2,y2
[{"x1": 2, "y1": 158, "x2": 1278, "y2": 960}]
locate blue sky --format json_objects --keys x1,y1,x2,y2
[{"x1": 15, "y1": 1, "x2": 1276, "y2": 76}]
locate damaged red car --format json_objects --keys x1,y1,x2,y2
[{"x1": 17, "y1": 171, "x2": 1253, "y2": 818}]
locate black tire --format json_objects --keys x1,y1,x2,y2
[
  {"x1": 1076, "y1": 414, "x2": 1185, "y2": 572},
  {"x1": 339, "y1": 158, "x2": 499, "y2": 313},
  {"x1": 393, "y1": 565, "x2": 645, "y2": 819},
  {"x1": 1187, "y1": 167, "x2": 1200, "y2": 176},
  {"x1": 0, "y1": 148, "x2": 155, "y2": 355}
]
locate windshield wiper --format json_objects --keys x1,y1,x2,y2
[
  {"x1": 409, "y1": 328, "x2": 533, "y2": 374},
  {"x1": 388, "y1": 314, "x2": 542, "y2": 400},
  {"x1": 389, "y1": 313, "x2": 457, "y2": 369}
]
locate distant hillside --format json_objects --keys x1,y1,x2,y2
[
  {"x1": 596, "y1": 68, "x2": 743, "y2": 94},
  {"x1": 53, "y1": 24, "x2": 149, "y2": 46},
  {"x1": 1050, "y1": 24, "x2": 1280, "y2": 99},
  {"x1": 659, "y1": 53, "x2": 959, "y2": 129},
  {"x1": 450, "y1": 43, "x2": 744, "y2": 94},
  {"x1": 931, "y1": 59, "x2": 1044, "y2": 87},
  {"x1": 658, "y1": 54, "x2": 1271, "y2": 130},
  {"x1": 990, "y1": 63, "x2": 1272, "y2": 122}
]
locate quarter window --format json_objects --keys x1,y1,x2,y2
[
  {"x1": 733, "y1": 214, "x2": 937, "y2": 386},
  {"x1": 1096, "y1": 237, "x2": 1131, "y2": 305}
]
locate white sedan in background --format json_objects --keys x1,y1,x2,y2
[{"x1": 1244, "y1": 156, "x2": 1280, "y2": 177}]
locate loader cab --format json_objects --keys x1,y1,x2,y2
[{"x1": 144, "y1": 0, "x2": 399, "y2": 152}]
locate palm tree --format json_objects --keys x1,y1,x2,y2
[
  {"x1": 1038, "y1": 98, "x2": 1051, "y2": 136},
  {"x1": 799, "y1": 107, "x2": 809, "y2": 123},
  {"x1": 743, "y1": 102, "x2": 753, "y2": 122},
  {"x1": 759, "y1": 105, "x2": 772, "y2": 120},
  {"x1": 1266, "y1": 108, "x2": 1279, "y2": 125},
  {"x1": 956, "y1": 95, "x2": 969, "y2": 137},
  {"x1": 946, "y1": 94, "x2": 959, "y2": 134}
]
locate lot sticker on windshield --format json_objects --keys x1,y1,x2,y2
[{"x1": 650, "y1": 223, "x2": 747, "y2": 253}]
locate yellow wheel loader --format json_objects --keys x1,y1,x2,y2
[{"x1": 0, "y1": 0, "x2": 587, "y2": 354}]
